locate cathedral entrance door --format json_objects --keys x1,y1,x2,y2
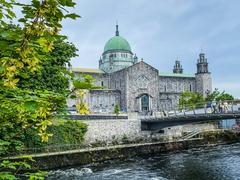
[{"x1": 141, "y1": 94, "x2": 149, "y2": 112}]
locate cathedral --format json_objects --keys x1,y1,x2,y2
[{"x1": 69, "y1": 25, "x2": 212, "y2": 114}]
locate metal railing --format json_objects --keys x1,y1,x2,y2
[
  {"x1": 140, "y1": 100, "x2": 240, "y2": 120},
  {"x1": 4, "y1": 144, "x2": 87, "y2": 157}
]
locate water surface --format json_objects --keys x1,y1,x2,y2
[{"x1": 48, "y1": 143, "x2": 240, "y2": 180}]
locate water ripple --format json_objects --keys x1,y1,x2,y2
[{"x1": 47, "y1": 143, "x2": 240, "y2": 180}]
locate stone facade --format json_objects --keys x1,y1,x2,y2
[
  {"x1": 195, "y1": 73, "x2": 212, "y2": 97},
  {"x1": 69, "y1": 26, "x2": 212, "y2": 113},
  {"x1": 71, "y1": 58, "x2": 211, "y2": 113},
  {"x1": 86, "y1": 90, "x2": 120, "y2": 113},
  {"x1": 83, "y1": 118, "x2": 218, "y2": 145},
  {"x1": 159, "y1": 76, "x2": 196, "y2": 110},
  {"x1": 84, "y1": 119, "x2": 143, "y2": 144}
]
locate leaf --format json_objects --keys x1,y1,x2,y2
[
  {"x1": 0, "y1": 172, "x2": 17, "y2": 180},
  {"x1": 0, "y1": 160, "x2": 17, "y2": 170},
  {"x1": 24, "y1": 101, "x2": 38, "y2": 112},
  {"x1": 60, "y1": 0, "x2": 76, "y2": 7},
  {"x1": 64, "y1": 13, "x2": 81, "y2": 19}
]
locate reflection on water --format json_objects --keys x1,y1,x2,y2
[
  {"x1": 219, "y1": 119, "x2": 236, "y2": 129},
  {"x1": 47, "y1": 143, "x2": 240, "y2": 180}
]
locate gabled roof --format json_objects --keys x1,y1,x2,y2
[
  {"x1": 109, "y1": 60, "x2": 159, "y2": 75},
  {"x1": 159, "y1": 72, "x2": 195, "y2": 78},
  {"x1": 129, "y1": 60, "x2": 159, "y2": 72},
  {"x1": 72, "y1": 68, "x2": 105, "y2": 74}
]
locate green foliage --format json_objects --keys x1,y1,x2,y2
[
  {"x1": 0, "y1": 25, "x2": 78, "y2": 94},
  {"x1": 179, "y1": 91, "x2": 205, "y2": 110},
  {"x1": 0, "y1": 0, "x2": 16, "y2": 27},
  {"x1": 206, "y1": 88, "x2": 234, "y2": 102},
  {"x1": 73, "y1": 74, "x2": 99, "y2": 90},
  {"x1": 20, "y1": 120, "x2": 88, "y2": 150},
  {"x1": 0, "y1": 157, "x2": 47, "y2": 180},
  {"x1": 46, "y1": 121, "x2": 87, "y2": 145},
  {"x1": 0, "y1": 0, "x2": 80, "y2": 179},
  {"x1": 0, "y1": 0, "x2": 80, "y2": 88},
  {"x1": 75, "y1": 90, "x2": 90, "y2": 115},
  {"x1": 121, "y1": 134, "x2": 129, "y2": 144},
  {"x1": 0, "y1": 88, "x2": 66, "y2": 155},
  {"x1": 73, "y1": 74, "x2": 100, "y2": 114},
  {"x1": 114, "y1": 104, "x2": 120, "y2": 116},
  {"x1": 179, "y1": 89, "x2": 235, "y2": 111},
  {"x1": 17, "y1": 36, "x2": 78, "y2": 93}
]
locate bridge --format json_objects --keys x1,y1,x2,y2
[{"x1": 141, "y1": 100, "x2": 240, "y2": 131}]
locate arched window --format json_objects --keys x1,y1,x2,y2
[{"x1": 189, "y1": 84, "x2": 192, "y2": 91}]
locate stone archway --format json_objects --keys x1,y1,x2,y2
[{"x1": 136, "y1": 93, "x2": 152, "y2": 113}]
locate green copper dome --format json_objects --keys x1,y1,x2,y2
[
  {"x1": 103, "y1": 25, "x2": 132, "y2": 53},
  {"x1": 104, "y1": 36, "x2": 132, "y2": 53}
]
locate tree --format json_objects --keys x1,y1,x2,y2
[
  {"x1": 206, "y1": 88, "x2": 234, "y2": 102},
  {"x1": 17, "y1": 36, "x2": 78, "y2": 93},
  {"x1": 179, "y1": 91, "x2": 205, "y2": 110},
  {"x1": 73, "y1": 74, "x2": 100, "y2": 114},
  {"x1": 0, "y1": 25, "x2": 78, "y2": 94},
  {"x1": 0, "y1": 0, "x2": 80, "y2": 179}
]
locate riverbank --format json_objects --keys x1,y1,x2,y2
[{"x1": 8, "y1": 130, "x2": 240, "y2": 170}]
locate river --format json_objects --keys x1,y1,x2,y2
[{"x1": 47, "y1": 142, "x2": 240, "y2": 180}]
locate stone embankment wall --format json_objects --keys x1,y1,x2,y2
[
  {"x1": 163, "y1": 123, "x2": 218, "y2": 137},
  {"x1": 84, "y1": 119, "x2": 147, "y2": 145},
  {"x1": 83, "y1": 118, "x2": 218, "y2": 145},
  {"x1": 13, "y1": 131, "x2": 240, "y2": 170},
  {"x1": 25, "y1": 139, "x2": 207, "y2": 170}
]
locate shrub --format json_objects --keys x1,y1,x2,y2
[
  {"x1": 114, "y1": 104, "x2": 120, "y2": 116},
  {"x1": 22, "y1": 120, "x2": 88, "y2": 152}
]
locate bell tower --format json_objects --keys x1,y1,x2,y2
[
  {"x1": 195, "y1": 53, "x2": 212, "y2": 97},
  {"x1": 197, "y1": 53, "x2": 209, "y2": 73},
  {"x1": 173, "y1": 60, "x2": 183, "y2": 74}
]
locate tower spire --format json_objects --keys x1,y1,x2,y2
[
  {"x1": 115, "y1": 22, "x2": 119, "y2": 36},
  {"x1": 173, "y1": 60, "x2": 183, "y2": 74}
]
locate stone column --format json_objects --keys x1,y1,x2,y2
[
  {"x1": 139, "y1": 98, "x2": 141, "y2": 112},
  {"x1": 149, "y1": 97, "x2": 152, "y2": 111}
]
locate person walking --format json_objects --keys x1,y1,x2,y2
[
  {"x1": 218, "y1": 100, "x2": 223, "y2": 113},
  {"x1": 211, "y1": 100, "x2": 217, "y2": 113},
  {"x1": 223, "y1": 101, "x2": 229, "y2": 113}
]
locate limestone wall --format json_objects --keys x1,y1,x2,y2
[
  {"x1": 125, "y1": 61, "x2": 160, "y2": 112},
  {"x1": 159, "y1": 76, "x2": 196, "y2": 93},
  {"x1": 109, "y1": 69, "x2": 128, "y2": 111},
  {"x1": 163, "y1": 123, "x2": 218, "y2": 138},
  {"x1": 83, "y1": 118, "x2": 218, "y2": 145},
  {"x1": 158, "y1": 76, "x2": 196, "y2": 111},
  {"x1": 73, "y1": 72, "x2": 110, "y2": 89},
  {"x1": 86, "y1": 90, "x2": 121, "y2": 113},
  {"x1": 84, "y1": 119, "x2": 145, "y2": 144},
  {"x1": 195, "y1": 73, "x2": 212, "y2": 96}
]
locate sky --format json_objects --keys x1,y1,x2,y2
[{"x1": 18, "y1": 0, "x2": 240, "y2": 98}]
